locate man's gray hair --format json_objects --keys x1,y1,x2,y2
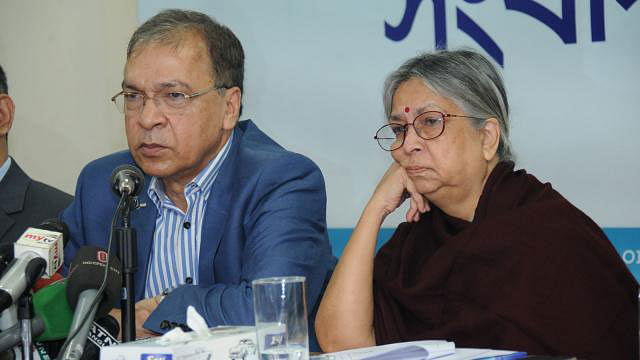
[
  {"x1": 127, "y1": 9, "x2": 244, "y2": 94},
  {"x1": 383, "y1": 49, "x2": 513, "y2": 161}
]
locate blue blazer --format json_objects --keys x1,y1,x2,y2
[{"x1": 62, "y1": 120, "x2": 336, "y2": 350}]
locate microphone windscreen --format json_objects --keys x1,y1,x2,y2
[
  {"x1": 110, "y1": 164, "x2": 145, "y2": 196},
  {"x1": 33, "y1": 272, "x2": 64, "y2": 293},
  {"x1": 36, "y1": 219, "x2": 70, "y2": 248},
  {"x1": 33, "y1": 279, "x2": 73, "y2": 341},
  {"x1": 81, "y1": 315, "x2": 120, "y2": 360},
  {"x1": 95, "y1": 314, "x2": 120, "y2": 344},
  {"x1": 66, "y1": 246, "x2": 122, "y2": 318}
]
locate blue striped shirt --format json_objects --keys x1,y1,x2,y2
[
  {"x1": 144, "y1": 132, "x2": 233, "y2": 298},
  {"x1": 0, "y1": 157, "x2": 10, "y2": 182}
]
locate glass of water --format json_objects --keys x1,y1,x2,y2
[{"x1": 252, "y1": 276, "x2": 309, "y2": 360}]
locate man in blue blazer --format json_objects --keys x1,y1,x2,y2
[{"x1": 61, "y1": 9, "x2": 335, "y2": 350}]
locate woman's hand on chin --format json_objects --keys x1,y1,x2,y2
[{"x1": 369, "y1": 162, "x2": 430, "y2": 222}]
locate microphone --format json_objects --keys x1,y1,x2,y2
[
  {"x1": 26, "y1": 316, "x2": 119, "y2": 360},
  {"x1": 32, "y1": 279, "x2": 71, "y2": 341},
  {"x1": 35, "y1": 219, "x2": 69, "y2": 248},
  {"x1": 60, "y1": 246, "x2": 121, "y2": 360},
  {"x1": 32, "y1": 272, "x2": 64, "y2": 293},
  {"x1": 110, "y1": 164, "x2": 144, "y2": 343},
  {"x1": 0, "y1": 271, "x2": 63, "y2": 343},
  {"x1": 110, "y1": 165, "x2": 144, "y2": 197},
  {"x1": 32, "y1": 280, "x2": 119, "y2": 358},
  {"x1": 0, "y1": 220, "x2": 67, "y2": 313},
  {"x1": 80, "y1": 315, "x2": 119, "y2": 360},
  {"x1": 0, "y1": 316, "x2": 45, "y2": 353}
]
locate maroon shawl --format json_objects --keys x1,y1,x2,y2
[{"x1": 372, "y1": 162, "x2": 638, "y2": 359}]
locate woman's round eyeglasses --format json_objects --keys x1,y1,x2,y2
[{"x1": 373, "y1": 111, "x2": 486, "y2": 151}]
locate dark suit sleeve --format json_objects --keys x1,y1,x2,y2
[{"x1": 144, "y1": 154, "x2": 335, "y2": 334}]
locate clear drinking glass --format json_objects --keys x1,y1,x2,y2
[{"x1": 252, "y1": 276, "x2": 309, "y2": 360}]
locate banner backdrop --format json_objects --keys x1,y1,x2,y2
[{"x1": 138, "y1": 1, "x2": 640, "y2": 278}]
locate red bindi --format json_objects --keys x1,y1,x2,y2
[{"x1": 404, "y1": 107, "x2": 410, "y2": 113}]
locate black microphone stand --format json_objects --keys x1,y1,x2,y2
[{"x1": 114, "y1": 194, "x2": 138, "y2": 343}]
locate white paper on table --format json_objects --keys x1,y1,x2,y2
[
  {"x1": 312, "y1": 340, "x2": 455, "y2": 360},
  {"x1": 447, "y1": 348, "x2": 526, "y2": 359}
]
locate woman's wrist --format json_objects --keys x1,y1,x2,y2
[{"x1": 363, "y1": 197, "x2": 391, "y2": 224}]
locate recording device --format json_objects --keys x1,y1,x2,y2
[
  {"x1": 0, "y1": 271, "x2": 64, "y2": 359},
  {"x1": 110, "y1": 164, "x2": 144, "y2": 343},
  {"x1": 110, "y1": 164, "x2": 144, "y2": 197},
  {"x1": 59, "y1": 246, "x2": 122, "y2": 360},
  {"x1": 31, "y1": 279, "x2": 119, "y2": 359},
  {"x1": 0, "y1": 220, "x2": 67, "y2": 313},
  {"x1": 32, "y1": 273, "x2": 63, "y2": 294},
  {"x1": 35, "y1": 220, "x2": 69, "y2": 249},
  {"x1": 0, "y1": 317, "x2": 45, "y2": 353},
  {"x1": 32, "y1": 279, "x2": 70, "y2": 341},
  {"x1": 80, "y1": 315, "x2": 119, "y2": 360}
]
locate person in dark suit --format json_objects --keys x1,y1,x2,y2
[
  {"x1": 0, "y1": 64, "x2": 73, "y2": 244},
  {"x1": 61, "y1": 9, "x2": 335, "y2": 350}
]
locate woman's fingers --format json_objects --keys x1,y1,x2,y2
[
  {"x1": 405, "y1": 177, "x2": 429, "y2": 214},
  {"x1": 406, "y1": 198, "x2": 418, "y2": 222}
]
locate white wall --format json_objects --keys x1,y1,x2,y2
[{"x1": 0, "y1": 0, "x2": 137, "y2": 195}]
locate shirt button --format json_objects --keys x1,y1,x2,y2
[{"x1": 183, "y1": 221, "x2": 191, "y2": 229}]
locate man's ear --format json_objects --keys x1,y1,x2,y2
[
  {"x1": 0, "y1": 94, "x2": 15, "y2": 137},
  {"x1": 480, "y1": 117, "x2": 500, "y2": 161},
  {"x1": 222, "y1": 87, "x2": 241, "y2": 130}
]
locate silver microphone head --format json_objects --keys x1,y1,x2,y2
[{"x1": 110, "y1": 164, "x2": 145, "y2": 197}]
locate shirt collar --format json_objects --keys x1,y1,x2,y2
[
  {"x1": 147, "y1": 130, "x2": 234, "y2": 209},
  {"x1": 0, "y1": 157, "x2": 12, "y2": 183}
]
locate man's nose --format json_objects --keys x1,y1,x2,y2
[{"x1": 137, "y1": 96, "x2": 165, "y2": 129}]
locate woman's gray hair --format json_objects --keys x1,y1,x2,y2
[
  {"x1": 383, "y1": 49, "x2": 513, "y2": 161},
  {"x1": 127, "y1": 9, "x2": 244, "y2": 95}
]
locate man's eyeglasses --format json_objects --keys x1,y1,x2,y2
[
  {"x1": 374, "y1": 111, "x2": 486, "y2": 151},
  {"x1": 110, "y1": 83, "x2": 227, "y2": 116}
]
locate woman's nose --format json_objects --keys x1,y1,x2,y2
[{"x1": 401, "y1": 124, "x2": 423, "y2": 152}]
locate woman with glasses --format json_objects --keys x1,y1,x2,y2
[{"x1": 315, "y1": 50, "x2": 637, "y2": 358}]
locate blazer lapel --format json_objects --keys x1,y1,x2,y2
[
  {"x1": 198, "y1": 130, "x2": 241, "y2": 285},
  {"x1": 130, "y1": 174, "x2": 157, "y2": 301},
  {"x1": 0, "y1": 213, "x2": 14, "y2": 241},
  {"x1": 0, "y1": 160, "x2": 29, "y2": 241}
]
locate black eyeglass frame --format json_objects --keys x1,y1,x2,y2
[{"x1": 373, "y1": 110, "x2": 487, "y2": 151}]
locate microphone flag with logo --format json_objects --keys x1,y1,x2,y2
[{"x1": 66, "y1": 246, "x2": 122, "y2": 319}]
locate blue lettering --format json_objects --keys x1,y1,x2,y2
[
  {"x1": 617, "y1": 0, "x2": 637, "y2": 10},
  {"x1": 385, "y1": 0, "x2": 636, "y2": 66},
  {"x1": 591, "y1": 0, "x2": 636, "y2": 42},
  {"x1": 590, "y1": 0, "x2": 605, "y2": 41},
  {"x1": 385, "y1": 0, "x2": 447, "y2": 49},
  {"x1": 504, "y1": 0, "x2": 577, "y2": 44},
  {"x1": 385, "y1": 0, "x2": 424, "y2": 42},
  {"x1": 457, "y1": 8, "x2": 504, "y2": 66}
]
